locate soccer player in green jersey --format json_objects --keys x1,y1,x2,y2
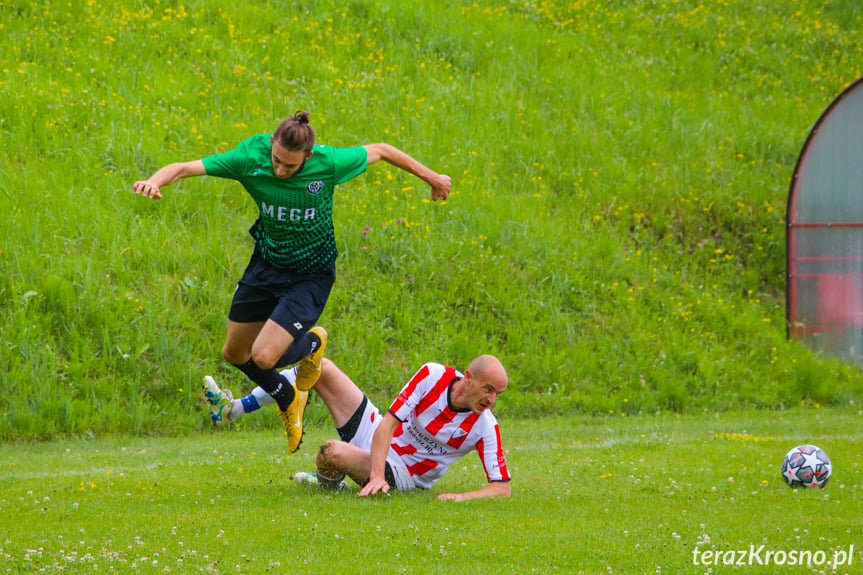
[{"x1": 133, "y1": 111, "x2": 451, "y2": 452}]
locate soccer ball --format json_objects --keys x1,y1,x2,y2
[{"x1": 781, "y1": 444, "x2": 832, "y2": 489}]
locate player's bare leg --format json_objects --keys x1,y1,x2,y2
[
  {"x1": 316, "y1": 440, "x2": 373, "y2": 488},
  {"x1": 221, "y1": 320, "x2": 266, "y2": 365},
  {"x1": 249, "y1": 319, "x2": 296, "y2": 369},
  {"x1": 313, "y1": 358, "x2": 366, "y2": 427}
]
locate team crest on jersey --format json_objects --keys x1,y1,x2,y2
[{"x1": 307, "y1": 181, "x2": 324, "y2": 195}]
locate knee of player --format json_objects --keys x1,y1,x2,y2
[
  {"x1": 317, "y1": 440, "x2": 342, "y2": 465},
  {"x1": 319, "y1": 357, "x2": 336, "y2": 379},
  {"x1": 222, "y1": 342, "x2": 252, "y2": 366},
  {"x1": 250, "y1": 349, "x2": 279, "y2": 370},
  {"x1": 317, "y1": 439, "x2": 335, "y2": 459},
  {"x1": 221, "y1": 344, "x2": 236, "y2": 364}
]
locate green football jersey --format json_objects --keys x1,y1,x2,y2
[{"x1": 202, "y1": 134, "x2": 367, "y2": 274}]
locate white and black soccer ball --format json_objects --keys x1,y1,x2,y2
[{"x1": 781, "y1": 444, "x2": 832, "y2": 489}]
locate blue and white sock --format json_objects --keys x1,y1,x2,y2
[{"x1": 231, "y1": 387, "x2": 276, "y2": 420}]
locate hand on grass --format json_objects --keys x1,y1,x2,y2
[
  {"x1": 437, "y1": 492, "x2": 464, "y2": 502},
  {"x1": 358, "y1": 476, "x2": 390, "y2": 497}
]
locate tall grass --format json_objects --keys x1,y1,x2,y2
[{"x1": 1, "y1": 0, "x2": 863, "y2": 438}]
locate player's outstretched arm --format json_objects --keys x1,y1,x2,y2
[
  {"x1": 133, "y1": 160, "x2": 206, "y2": 199},
  {"x1": 358, "y1": 412, "x2": 401, "y2": 497},
  {"x1": 363, "y1": 143, "x2": 451, "y2": 201},
  {"x1": 438, "y1": 480, "x2": 511, "y2": 502}
]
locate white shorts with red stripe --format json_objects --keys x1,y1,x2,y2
[{"x1": 350, "y1": 397, "x2": 415, "y2": 491}]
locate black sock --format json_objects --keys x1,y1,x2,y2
[
  {"x1": 274, "y1": 331, "x2": 322, "y2": 368},
  {"x1": 233, "y1": 358, "x2": 296, "y2": 410}
]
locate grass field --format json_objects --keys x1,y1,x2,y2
[
  {"x1": 2, "y1": 407, "x2": 860, "y2": 573},
  {"x1": 2, "y1": 0, "x2": 863, "y2": 438}
]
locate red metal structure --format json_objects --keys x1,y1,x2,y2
[{"x1": 787, "y1": 76, "x2": 863, "y2": 364}]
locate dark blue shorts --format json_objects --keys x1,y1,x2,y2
[{"x1": 228, "y1": 249, "x2": 335, "y2": 339}]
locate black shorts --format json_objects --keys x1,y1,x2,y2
[{"x1": 228, "y1": 249, "x2": 335, "y2": 339}]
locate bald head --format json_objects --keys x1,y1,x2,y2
[
  {"x1": 467, "y1": 355, "x2": 508, "y2": 390},
  {"x1": 453, "y1": 355, "x2": 508, "y2": 414}
]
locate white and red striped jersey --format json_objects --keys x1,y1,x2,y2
[{"x1": 388, "y1": 362, "x2": 510, "y2": 489}]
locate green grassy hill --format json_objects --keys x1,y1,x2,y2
[{"x1": 1, "y1": 0, "x2": 862, "y2": 438}]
